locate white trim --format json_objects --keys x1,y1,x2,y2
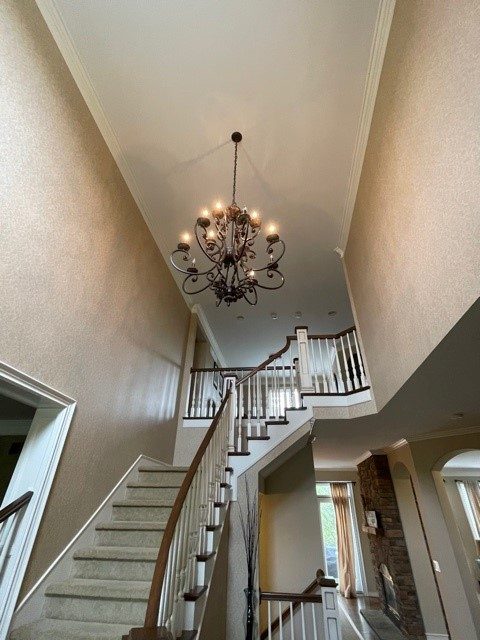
[
  {"x1": 407, "y1": 425, "x2": 480, "y2": 442},
  {"x1": 0, "y1": 361, "x2": 76, "y2": 640},
  {"x1": 192, "y1": 304, "x2": 226, "y2": 367},
  {"x1": 425, "y1": 635, "x2": 449, "y2": 640},
  {"x1": 34, "y1": 0, "x2": 193, "y2": 310},
  {"x1": 14, "y1": 453, "x2": 163, "y2": 613},
  {"x1": 337, "y1": 0, "x2": 396, "y2": 252},
  {"x1": 387, "y1": 438, "x2": 408, "y2": 451},
  {"x1": 338, "y1": 600, "x2": 365, "y2": 640}
]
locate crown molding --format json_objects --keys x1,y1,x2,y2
[
  {"x1": 337, "y1": 0, "x2": 396, "y2": 253},
  {"x1": 406, "y1": 425, "x2": 480, "y2": 442},
  {"x1": 35, "y1": 0, "x2": 192, "y2": 311}
]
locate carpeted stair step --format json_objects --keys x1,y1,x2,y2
[
  {"x1": 95, "y1": 520, "x2": 166, "y2": 548},
  {"x1": 126, "y1": 482, "x2": 180, "y2": 502},
  {"x1": 137, "y1": 466, "x2": 187, "y2": 485},
  {"x1": 45, "y1": 579, "x2": 149, "y2": 625},
  {"x1": 112, "y1": 500, "x2": 173, "y2": 522},
  {"x1": 10, "y1": 618, "x2": 133, "y2": 640},
  {"x1": 73, "y1": 546, "x2": 157, "y2": 581}
]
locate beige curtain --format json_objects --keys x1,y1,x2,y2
[
  {"x1": 331, "y1": 483, "x2": 356, "y2": 598},
  {"x1": 464, "y1": 480, "x2": 480, "y2": 534}
]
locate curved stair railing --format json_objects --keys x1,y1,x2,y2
[{"x1": 124, "y1": 325, "x2": 369, "y2": 639}]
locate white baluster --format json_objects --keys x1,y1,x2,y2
[
  {"x1": 190, "y1": 371, "x2": 197, "y2": 417},
  {"x1": 318, "y1": 338, "x2": 327, "y2": 393},
  {"x1": 346, "y1": 331, "x2": 360, "y2": 390},
  {"x1": 256, "y1": 372, "x2": 262, "y2": 435},
  {"x1": 352, "y1": 328, "x2": 367, "y2": 387},
  {"x1": 333, "y1": 337, "x2": 345, "y2": 393},
  {"x1": 340, "y1": 335, "x2": 352, "y2": 392},
  {"x1": 278, "y1": 601, "x2": 284, "y2": 640},
  {"x1": 311, "y1": 602, "x2": 318, "y2": 640},
  {"x1": 290, "y1": 601, "x2": 295, "y2": 639},
  {"x1": 267, "y1": 601, "x2": 272, "y2": 640},
  {"x1": 309, "y1": 338, "x2": 320, "y2": 393},
  {"x1": 247, "y1": 375, "x2": 252, "y2": 437},
  {"x1": 281, "y1": 353, "x2": 287, "y2": 412},
  {"x1": 300, "y1": 601, "x2": 307, "y2": 640},
  {"x1": 289, "y1": 345, "x2": 295, "y2": 407}
]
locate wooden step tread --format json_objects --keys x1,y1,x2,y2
[
  {"x1": 179, "y1": 632, "x2": 197, "y2": 640},
  {"x1": 213, "y1": 501, "x2": 227, "y2": 508},
  {"x1": 228, "y1": 451, "x2": 250, "y2": 456},
  {"x1": 196, "y1": 551, "x2": 215, "y2": 562},
  {"x1": 247, "y1": 435, "x2": 270, "y2": 441},
  {"x1": 206, "y1": 524, "x2": 221, "y2": 532},
  {"x1": 184, "y1": 585, "x2": 207, "y2": 601},
  {"x1": 220, "y1": 482, "x2": 232, "y2": 488}
]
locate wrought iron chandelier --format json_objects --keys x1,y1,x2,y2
[{"x1": 170, "y1": 132, "x2": 285, "y2": 306}]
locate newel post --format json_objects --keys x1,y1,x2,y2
[
  {"x1": 223, "y1": 375, "x2": 237, "y2": 452},
  {"x1": 296, "y1": 326, "x2": 314, "y2": 393},
  {"x1": 319, "y1": 577, "x2": 341, "y2": 640}
]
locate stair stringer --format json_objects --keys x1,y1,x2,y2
[{"x1": 230, "y1": 389, "x2": 374, "y2": 487}]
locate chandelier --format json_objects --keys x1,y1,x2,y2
[{"x1": 170, "y1": 132, "x2": 285, "y2": 306}]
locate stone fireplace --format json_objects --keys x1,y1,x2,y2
[{"x1": 357, "y1": 454, "x2": 425, "y2": 639}]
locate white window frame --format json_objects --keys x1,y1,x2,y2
[{"x1": 456, "y1": 480, "x2": 480, "y2": 541}]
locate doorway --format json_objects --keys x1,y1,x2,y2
[{"x1": 0, "y1": 361, "x2": 75, "y2": 640}]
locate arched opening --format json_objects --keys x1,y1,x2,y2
[{"x1": 432, "y1": 448, "x2": 480, "y2": 629}]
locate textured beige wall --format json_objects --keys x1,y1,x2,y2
[
  {"x1": 345, "y1": 0, "x2": 480, "y2": 410},
  {"x1": 260, "y1": 446, "x2": 322, "y2": 593},
  {"x1": 0, "y1": 0, "x2": 189, "y2": 594}
]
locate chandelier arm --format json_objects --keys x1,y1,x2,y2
[
  {"x1": 170, "y1": 251, "x2": 219, "y2": 277},
  {"x1": 242, "y1": 285, "x2": 258, "y2": 306},
  {"x1": 253, "y1": 269, "x2": 285, "y2": 290},
  {"x1": 181, "y1": 273, "x2": 218, "y2": 296},
  {"x1": 194, "y1": 223, "x2": 224, "y2": 265},
  {"x1": 252, "y1": 239, "x2": 286, "y2": 272},
  {"x1": 236, "y1": 220, "x2": 251, "y2": 262}
]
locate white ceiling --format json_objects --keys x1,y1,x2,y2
[
  {"x1": 43, "y1": 0, "x2": 385, "y2": 365},
  {"x1": 444, "y1": 451, "x2": 480, "y2": 470}
]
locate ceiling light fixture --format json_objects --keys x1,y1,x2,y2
[
  {"x1": 328, "y1": 310, "x2": 337, "y2": 317},
  {"x1": 170, "y1": 132, "x2": 285, "y2": 306}
]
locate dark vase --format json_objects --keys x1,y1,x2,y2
[{"x1": 244, "y1": 587, "x2": 256, "y2": 640}]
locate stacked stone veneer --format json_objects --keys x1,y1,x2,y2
[{"x1": 357, "y1": 454, "x2": 425, "y2": 639}]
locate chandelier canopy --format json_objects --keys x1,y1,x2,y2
[{"x1": 170, "y1": 132, "x2": 285, "y2": 306}]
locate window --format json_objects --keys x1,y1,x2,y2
[
  {"x1": 456, "y1": 480, "x2": 480, "y2": 540},
  {"x1": 316, "y1": 482, "x2": 365, "y2": 593}
]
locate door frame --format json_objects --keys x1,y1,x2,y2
[{"x1": 0, "y1": 360, "x2": 76, "y2": 640}]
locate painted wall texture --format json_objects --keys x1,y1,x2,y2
[
  {"x1": 345, "y1": 0, "x2": 480, "y2": 410},
  {"x1": 0, "y1": 0, "x2": 189, "y2": 594}
]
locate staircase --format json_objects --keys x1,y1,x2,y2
[
  {"x1": 10, "y1": 464, "x2": 226, "y2": 640},
  {"x1": 10, "y1": 325, "x2": 370, "y2": 640}
]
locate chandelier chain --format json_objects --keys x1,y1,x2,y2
[{"x1": 232, "y1": 141, "x2": 238, "y2": 205}]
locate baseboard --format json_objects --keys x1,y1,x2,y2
[
  {"x1": 426, "y1": 634, "x2": 449, "y2": 640},
  {"x1": 365, "y1": 590, "x2": 379, "y2": 597}
]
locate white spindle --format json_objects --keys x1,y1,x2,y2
[
  {"x1": 278, "y1": 601, "x2": 284, "y2": 640},
  {"x1": 256, "y1": 372, "x2": 261, "y2": 435},
  {"x1": 247, "y1": 375, "x2": 252, "y2": 437},
  {"x1": 309, "y1": 338, "x2": 320, "y2": 393},
  {"x1": 318, "y1": 338, "x2": 327, "y2": 393},
  {"x1": 346, "y1": 331, "x2": 359, "y2": 390},
  {"x1": 289, "y1": 345, "x2": 295, "y2": 406},
  {"x1": 311, "y1": 602, "x2": 318, "y2": 640},
  {"x1": 267, "y1": 601, "x2": 272, "y2": 640},
  {"x1": 290, "y1": 602, "x2": 295, "y2": 639},
  {"x1": 340, "y1": 335, "x2": 352, "y2": 392},
  {"x1": 352, "y1": 328, "x2": 367, "y2": 387},
  {"x1": 300, "y1": 602, "x2": 307, "y2": 640}
]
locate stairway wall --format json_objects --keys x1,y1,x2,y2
[
  {"x1": 0, "y1": 0, "x2": 189, "y2": 596},
  {"x1": 345, "y1": 0, "x2": 480, "y2": 411}
]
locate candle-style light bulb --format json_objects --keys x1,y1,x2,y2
[
  {"x1": 268, "y1": 224, "x2": 277, "y2": 235},
  {"x1": 202, "y1": 208, "x2": 209, "y2": 217},
  {"x1": 215, "y1": 201, "x2": 223, "y2": 210},
  {"x1": 251, "y1": 210, "x2": 259, "y2": 220},
  {"x1": 207, "y1": 229, "x2": 215, "y2": 239},
  {"x1": 181, "y1": 232, "x2": 191, "y2": 243},
  {"x1": 248, "y1": 269, "x2": 255, "y2": 278}
]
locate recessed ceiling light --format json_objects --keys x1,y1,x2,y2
[
  {"x1": 271, "y1": 312, "x2": 278, "y2": 320},
  {"x1": 451, "y1": 412, "x2": 464, "y2": 420},
  {"x1": 328, "y1": 310, "x2": 337, "y2": 317},
  {"x1": 294, "y1": 311, "x2": 302, "y2": 319},
  {"x1": 236, "y1": 315, "x2": 245, "y2": 321}
]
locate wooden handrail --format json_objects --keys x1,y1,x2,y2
[
  {"x1": 143, "y1": 393, "x2": 231, "y2": 629},
  {"x1": 236, "y1": 336, "x2": 295, "y2": 386},
  {"x1": 259, "y1": 569, "x2": 337, "y2": 640},
  {"x1": 307, "y1": 325, "x2": 356, "y2": 340},
  {"x1": 0, "y1": 491, "x2": 33, "y2": 524}
]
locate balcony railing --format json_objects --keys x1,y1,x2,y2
[{"x1": 185, "y1": 326, "x2": 368, "y2": 420}]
